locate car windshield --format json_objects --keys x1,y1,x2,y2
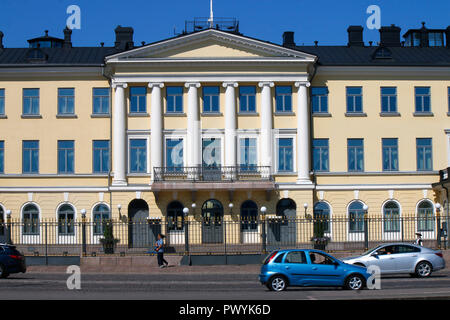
[{"x1": 362, "y1": 245, "x2": 382, "y2": 256}]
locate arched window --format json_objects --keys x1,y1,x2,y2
[
  {"x1": 0, "y1": 206, "x2": 4, "y2": 236},
  {"x1": 57, "y1": 204, "x2": 75, "y2": 235},
  {"x1": 276, "y1": 198, "x2": 296, "y2": 219},
  {"x1": 348, "y1": 201, "x2": 365, "y2": 232},
  {"x1": 313, "y1": 202, "x2": 330, "y2": 233},
  {"x1": 417, "y1": 200, "x2": 434, "y2": 232},
  {"x1": 167, "y1": 201, "x2": 184, "y2": 231},
  {"x1": 93, "y1": 204, "x2": 110, "y2": 235},
  {"x1": 241, "y1": 200, "x2": 258, "y2": 231},
  {"x1": 22, "y1": 204, "x2": 40, "y2": 235},
  {"x1": 383, "y1": 201, "x2": 400, "y2": 232}
]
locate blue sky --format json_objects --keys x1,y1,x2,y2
[{"x1": 0, "y1": 0, "x2": 448, "y2": 48}]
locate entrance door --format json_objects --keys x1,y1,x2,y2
[
  {"x1": 128, "y1": 199, "x2": 149, "y2": 248},
  {"x1": 268, "y1": 199, "x2": 297, "y2": 248},
  {"x1": 167, "y1": 201, "x2": 185, "y2": 245},
  {"x1": 240, "y1": 200, "x2": 259, "y2": 244},
  {"x1": 202, "y1": 199, "x2": 224, "y2": 244}
]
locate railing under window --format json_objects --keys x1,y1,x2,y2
[{"x1": 153, "y1": 166, "x2": 272, "y2": 182}]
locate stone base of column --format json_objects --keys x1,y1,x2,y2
[
  {"x1": 112, "y1": 179, "x2": 128, "y2": 186},
  {"x1": 296, "y1": 178, "x2": 313, "y2": 185}
]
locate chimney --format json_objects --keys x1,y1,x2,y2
[
  {"x1": 282, "y1": 31, "x2": 295, "y2": 48},
  {"x1": 379, "y1": 24, "x2": 401, "y2": 47},
  {"x1": 114, "y1": 25, "x2": 134, "y2": 50},
  {"x1": 347, "y1": 26, "x2": 364, "y2": 46},
  {"x1": 63, "y1": 26, "x2": 72, "y2": 48},
  {"x1": 0, "y1": 31, "x2": 3, "y2": 49},
  {"x1": 446, "y1": 26, "x2": 450, "y2": 48}
]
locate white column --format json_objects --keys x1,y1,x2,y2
[
  {"x1": 112, "y1": 82, "x2": 128, "y2": 186},
  {"x1": 185, "y1": 82, "x2": 201, "y2": 178},
  {"x1": 149, "y1": 82, "x2": 164, "y2": 182},
  {"x1": 295, "y1": 81, "x2": 312, "y2": 184},
  {"x1": 258, "y1": 82, "x2": 274, "y2": 177},
  {"x1": 223, "y1": 82, "x2": 238, "y2": 179}
]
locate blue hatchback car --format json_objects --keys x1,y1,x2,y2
[{"x1": 259, "y1": 249, "x2": 370, "y2": 291}]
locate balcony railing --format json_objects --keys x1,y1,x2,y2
[{"x1": 153, "y1": 166, "x2": 272, "y2": 182}]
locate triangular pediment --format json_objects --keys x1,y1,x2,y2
[{"x1": 106, "y1": 29, "x2": 316, "y2": 62}]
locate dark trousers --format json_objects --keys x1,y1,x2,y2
[{"x1": 157, "y1": 252, "x2": 168, "y2": 266}]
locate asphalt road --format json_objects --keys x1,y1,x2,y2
[{"x1": 1, "y1": 269, "x2": 450, "y2": 300}]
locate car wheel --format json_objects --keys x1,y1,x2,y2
[
  {"x1": 415, "y1": 261, "x2": 432, "y2": 278},
  {"x1": 0, "y1": 265, "x2": 8, "y2": 279},
  {"x1": 267, "y1": 275, "x2": 287, "y2": 292},
  {"x1": 344, "y1": 274, "x2": 365, "y2": 290}
]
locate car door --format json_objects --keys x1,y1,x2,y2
[
  {"x1": 392, "y1": 245, "x2": 421, "y2": 272},
  {"x1": 306, "y1": 251, "x2": 343, "y2": 286},
  {"x1": 366, "y1": 245, "x2": 398, "y2": 273},
  {"x1": 281, "y1": 251, "x2": 311, "y2": 285}
]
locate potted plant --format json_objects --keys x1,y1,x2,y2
[
  {"x1": 311, "y1": 217, "x2": 330, "y2": 251},
  {"x1": 99, "y1": 221, "x2": 119, "y2": 254}
]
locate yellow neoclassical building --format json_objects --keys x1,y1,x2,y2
[{"x1": 0, "y1": 20, "x2": 449, "y2": 250}]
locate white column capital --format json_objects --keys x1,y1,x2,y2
[
  {"x1": 185, "y1": 82, "x2": 201, "y2": 88},
  {"x1": 148, "y1": 82, "x2": 164, "y2": 89},
  {"x1": 111, "y1": 82, "x2": 128, "y2": 89},
  {"x1": 258, "y1": 81, "x2": 274, "y2": 88},
  {"x1": 294, "y1": 81, "x2": 310, "y2": 88},
  {"x1": 222, "y1": 82, "x2": 239, "y2": 88}
]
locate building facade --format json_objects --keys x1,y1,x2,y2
[{"x1": 0, "y1": 21, "x2": 449, "y2": 248}]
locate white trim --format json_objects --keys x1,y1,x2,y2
[
  {"x1": 415, "y1": 198, "x2": 436, "y2": 239},
  {"x1": 90, "y1": 202, "x2": 111, "y2": 244},
  {"x1": 237, "y1": 134, "x2": 260, "y2": 167},
  {"x1": 273, "y1": 132, "x2": 297, "y2": 174},
  {"x1": 315, "y1": 184, "x2": 432, "y2": 191},
  {"x1": 346, "y1": 200, "x2": 367, "y2": 242},
  {"x1": 20, "y1": 201, "x2": 42, "y2": 244},
  {"x1": 127, "y1": 134, "x2": 150, "y2": 174},
  {"x1": 316, "y1": 66, "x2": 450, "y2": 78},
  {"x1": 313, "y1": 200, "x2": 333, "y2": 240},
  {"x1": 0, "y1": 187, "x2": 109, "y2": 192},
  {"x1": 55, "y1": 202, "x2": 77, "y2": 243}
]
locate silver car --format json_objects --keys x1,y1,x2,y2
[{"x1": 343, "y1": 243, "x2": 445, "y2": 278}]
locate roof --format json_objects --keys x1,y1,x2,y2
[{"x1": 295, "y1": 45, "x2": 450, "y2": 66}]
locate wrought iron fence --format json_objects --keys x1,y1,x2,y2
[{"x1": 0, "y1": 215, "x2": 447, "y2": 257}]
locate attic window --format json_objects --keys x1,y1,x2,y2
[
  {"x1": 26, "y1": 48, "x2": 48, "y2": 63},
  {"x1": 373, "y1": 47, "x2": 392, "y2": 59}
]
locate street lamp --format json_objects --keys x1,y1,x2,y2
[
  {"x1": 260, "y1": 206, "x2": 267, "y2": 253},
  {"x1": 183, "y1": 207, "x2": 189, "y2": 216},
  {"x1": 362, "y1": 204, "x2": 369, "y2": 251},
  {"x1": 303, "y1": 203, "x2": 308, "y2": 218},
  {"x1": 80, "y1": 208, "x2": 86, "y2": 219},
  {"x1": 228, "y1": 203, "x2": 233, "y2": 214}
]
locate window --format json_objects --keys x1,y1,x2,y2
[
  {"x1": 240, "y1": 200, "x2": 258, "y2": 231},
  {"x1": 239, "y1": 86, "x2": 256, "y2": 113},
  {"x1": 58, "y1": 88, "x2": 75, "y2": 115},
  {"x1": 417, "y1": 201, "x2": 434, "y2": 232},
  {"x1": 0, "y1": 89, "x2": 4, "y2": 115},
  {"x1": 166, "y1": 86, "x2": 183, "y2": 113},
  {"x1": 275, "y1": 86, "x2": 292, "y2": 112},
  {"x1": 0, "y1": 141, "x2": 3, "y2": 174},
  {"x1": 23, "y1": 89, "x2": 39, "y2": 115},
  {"x1": 165, "y1": 138, "x2": 184, "y2": 171},
  {"x1": 429, "y1": 32, "x2": 444, "y2": 47},
  {"x1": 202, "y1": 138, "x2": 221, "y2": 168},
  {"x1": 129, "y1": 87, "x2": 146, "y2": 113},
  {"x1": 22, "y1": 141, "x2": 39, "y2": 173},
  {"x1": 277, "y1": 138, "x2": 294, "y2": 172},
  {"x1": 373, "y1": 47, "x2": 392, "y2": 59},
  {"x1": 313, "y1": 139, "x2": 329, "y2": 172},
  {"x1": 311, "y1": 87, "x2": 328, "y2": 114},
  {"x1": 58, "y1": 140, "x2": 74, "y2": 174},
  {"x1": 93, "y1": 140, "x2": 110, "y2": 173},
  {"x1": 57, "y1": 204, "x2": 75, "y2": 235},
  {"x1": 313, "y1": 202, "x2": 330, "y2": 233},
  {"x1": 381, "y1": 87, "x2": 397, "y2": 113},
  {"x1": 167, "y1": 201, "x2": 184, "y2": 231},
  {"x1": 309, "y1": 252, "x2": 336, "y2": 265},
  {"x1": 383, "y1": 201, "x2": 400, "y2": 232},
  {"x1": 93, "y1": 88, "x2": 110, "y2": 114},
  {"x1": 396, "y1": 245, "x2": 421, "y2": 253},
  {"x1": 382, "y1": 138, "x2": 398, "y2": 171},
  {"x1": 346, "y1": 87, "x2": 363, "y2": 113},
  {"x1": 276, "y1": 198, "x2": 296, "y2": 219},
  {"x1": 348, "y1": 201, "x2": 365, "y2": 232},
  {"x1": 239, "y1": 138, "x2": 257, "y2": 171},
  {"x1": 284, "y1": 251, "x2": 307, "y2": 264},
  {"x1": 129, "y1": 139, "x2": 147, "y2": 173},
  {"x1": 93, "y1": 204, "x2": 110, "y2": 235},
  {"x1": 416, "y1": 138, "x2": 432, "y2": 171},
  {"x1": 347, "y1": 139, "x2": 364, "y2": 172},
  {"x1": 202, "y1": 86, "x2": 220, "y2": 113},
  {"x1": 22, "y1": 204, "x2": 39, "y2": 235},
  {"x1": 415, "y1": 87, "x2": 431, "y2": 113}
]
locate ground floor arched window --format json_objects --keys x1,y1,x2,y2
[
  {"x1": 313, "y1": 202, "x2": 330, "y2": 233},
  {"x1": 57, "y1": 204, "x2": 75, "y2": 235},
  {"x1": 22, "y1": 204, "x2": 39, "y2": 235},
  {"x1": 383, "y1": 201, "x2": 400, "y2": 232},
  {"x1": 348, "y1": 201, "x2": 365, "y2": 232},
  {"x1": 417, "y1": 200, "x2": 434, "y2": 232},
  {"x1": 93, "y1": 204, "x2": 110, "y2": 235}
]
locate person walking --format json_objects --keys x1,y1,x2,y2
[{"x1": 156, "y1": 233, "x2": 169, "y2": 268}]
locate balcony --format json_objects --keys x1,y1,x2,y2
[{"x1": 152, "y1": 166, "x2": 274, "y2": 191}]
